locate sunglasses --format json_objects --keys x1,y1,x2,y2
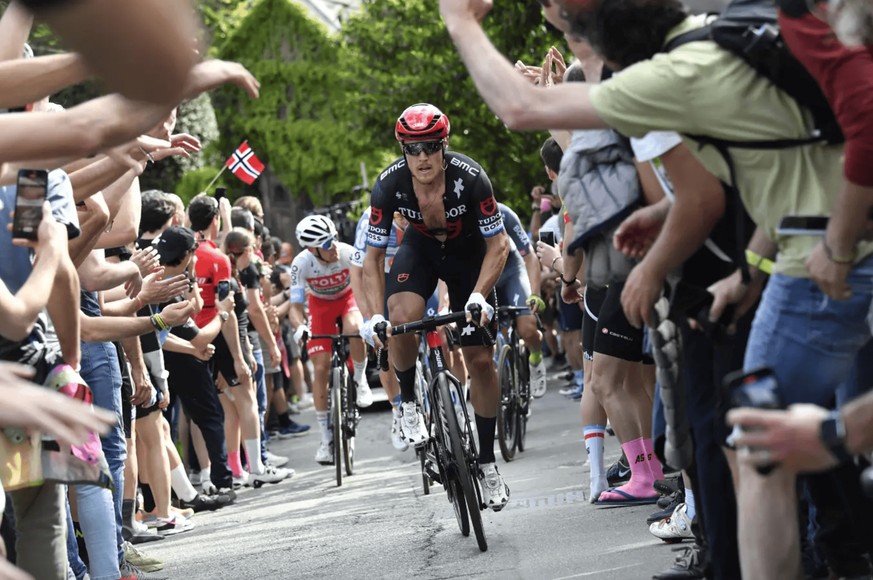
[
  {"x1": 320, "y1": 237, "x2": 336, "y2": 250},
  {"x1": 402, "y1": 141, "x2": 443, "y2": 156},
  {"x1": 228, "y1": 246, "x2": 251, "y2": 258}
]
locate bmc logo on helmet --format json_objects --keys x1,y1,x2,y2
[
  {"x1": 397, "y1": 273, "x2": 410, "y2": 283},
  {"x1": 370, "y1": 207, "x2": 383, "y2": 225},
  {"x1": 479, "y1": 197, "x2": 497, "y2": 217}
]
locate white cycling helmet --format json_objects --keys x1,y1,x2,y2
[{"x1": 296, "y1": 214, "x2": 338, "y2": 249}]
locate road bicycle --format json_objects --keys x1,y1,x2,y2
[{"x1": 495, "y1": 305, "x2": 532, "y2": 462}]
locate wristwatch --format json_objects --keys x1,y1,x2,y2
[
  {"x1": 819, "y1": 410, "x2": 852, "y2": 463},
  {"x1": 219, "y1": 311, "x2": 230, "y2": 322}
]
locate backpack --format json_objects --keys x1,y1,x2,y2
[{"x1": 663, "y1": 0, "x2": 843, "y2": 281}]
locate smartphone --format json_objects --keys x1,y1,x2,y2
[
  {"x1": 217, "y1": 280, "x2": 230, "y2": 301},
  {"x1": 539, "y1": 231, "x2": 556, "y2": 247},
  {"x1": 723, "y1": 367, "x2": 784, "y2": 475},
  {"x1": 215, "y1": 187, "x2": 226, "y2": 201},
  {"x1": 12, "y1": 169, "x2": 48, "y2": 240},
  {"x1": 776, "y1": 215, "x2": 828, "y2": 236}
]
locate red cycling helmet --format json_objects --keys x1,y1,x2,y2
[{"x1": 394, "y1": 103, "x2": 451, "y2": 142}]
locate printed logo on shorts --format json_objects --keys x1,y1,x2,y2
[{"x1": 397, "y1": 273, "x2": 410, "y2": 283}]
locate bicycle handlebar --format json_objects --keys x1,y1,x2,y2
[
  {"x1": 391, "y1": 311, "x2": 470, "y2": 336},
  {"x1": 307, "y1": 334, "x2": 362, "y2": 340}
]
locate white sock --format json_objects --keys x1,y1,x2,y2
[
  {"x1": 244, "y1": 439, "x2": 265, "y2": 474},
  {"x1": 353, "y1": 360, "x2": 366, "y2": 383},
  {"x1": 685, "y1": 487, "x2": 697, "y2": 521},
  {"x1": 171, "y1": 465, "x2": 199, "y2": 502},
  {"x1": 583, "y1": 424, "x2": 607, "y2": 481},
  {"x1": 316, "y1": 411, "x2": 331, "y2": 444},
  {"x1": 199, "y1": 467, "x2": 211, "y2": 484}
]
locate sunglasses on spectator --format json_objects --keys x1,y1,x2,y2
[
  {"x1": 402, "y1": 141, "x2": 443, "y2": 156},
  {"x1": 228, "y1": 246, "x2": 251, "y2": 258}
]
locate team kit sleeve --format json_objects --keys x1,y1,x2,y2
[
  {"x1": 338, "y1": 242, "x2": 364, "y2": 269},
  {"x1": 500, "y1": 204, "x2": 532, "y2": 255},
  {"x1": 353, "y1": 210, "x2": 370, "y2": 255},
  {"x1": 288, "y1": 253, "x2": 308, "y2": 304},
  {"x1": 366, "y1": 180, "x2": 394, "y2": 249},
  {"x1": 472, "y1": 169, "x2": 504, "y2": 238}
]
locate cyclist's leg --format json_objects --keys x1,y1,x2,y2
[
  {"x1": 496, "y1": 256, "x2": 544, "y2": 393},
  {"x1": 340, "y1": 292, "x2": 372, "y2": 405},
  {"x1": 308, "y1": 295, "x2": 342, "y2": 454}
]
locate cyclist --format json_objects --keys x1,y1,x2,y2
[
  {"x1": 360, "y1": 103, "x2": 512, "y2": 511},
  {"x1": 495, "y1": 202, "x2": 547, "y2": 398},
  {"x1": 288, "y1": 215, "x2": 373, "y2": 466}
]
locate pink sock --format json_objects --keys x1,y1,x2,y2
[
  {"x1": 642, "y1": 437, "x2": 664, "y2": 480},
  {"x1": 228, "y1": 450, "x2": 244, "y2": 478},
  {"x1": 599, "y1": 437, "x2": 657, "y2": 501}
]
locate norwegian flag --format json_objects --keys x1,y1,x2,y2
[{"x1": 225, "y1": 141, "x2": 265, "y2": 185}]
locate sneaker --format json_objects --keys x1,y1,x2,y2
[
  {"x1": 124, "y1": 542, "x2": 164, "y2": 573},
  {"x1": 276, "y1": 420, "x2": 311, "y2": 439},
  {"x1": 265, "y1": 450, "x2": 290, "y2": 467},
  {"x1": 356, "y1": 379, "x2": 374, "y2": 408},
  {"x1": 170, "y1": 506, "x2": 195, "y2": 519},
  {"x1": 120, "y1": 560, "x2": 169, "y2": 580},
  {"x1": 654, "y1": 476, "x2": 683, "y2": 497},
  {"x1": 215, "y1": 488, "x2": 237, "y2": 503},
  {"x1": 652, "y1": 545, "x2": 708, "y2": 580},
  {"x1": 390, "y1": 410, "x2": 409, "y2": 451},
  {"x1": 530, "y1": 360, "x2": 547, "y2": 398},
  {"x1": 251, "y1": 464, "x2": 293, "y2": 484},
  {"x1": 649, "y1": 503, "x2": 694, "y2": 543},
  {"x1": 315, "y1": 441, "x2": 334, "y2": 465},
  {"x1": 606, "y1": 456, "x2": 631, "y2": 487},
  {"x1": 201, "y1": 479, "x2": 218, "y2": 496},
  {"x1": 154, "y1": 514, "x2": 195, "y2": 536},
  {"x1": 479, "y1": 462, "x2": 510, "y2": 511},
  {"x1": 295, "y1": 394, "x2": 314, "y2": 410},
  {"x1": 127, "y1": 528, "x2": 164, "y2": 545},
  {"x1": 287, "y1": 402, "x2": 301, "y2": 415},
  {"x1": 558, "y1": 385, "x2": 578, "y2": 396},
  {"x1": 233, "y1": 472, "x2": 250, "y2": 488},
  {"x1": 649, "y1": 491, "x2": 685, "y2": 524},
  {"x1": 398, "y1": 401, "x2": 428, "y2": 446},
  {"x1": 176, "y1": 493, "x2": 221, "y2": 513}
]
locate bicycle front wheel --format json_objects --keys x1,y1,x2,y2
[
  {"x1": 440, "y1": 374, "x2": 487, "y2": 552},
  {"x1": 343, "y1": 374, "x2": 355, "y2": 476},
  {"x1": 496, "y1": 344, "x2": 517, "y2": 462},
  {"x1": 331, "y1": 368, "x2": 344, "y2": 487}
]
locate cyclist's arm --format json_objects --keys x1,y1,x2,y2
[
  {"x1": 289, "y1": 302, "x2": 306, "y2": 330},
  {"x1": 474, "y1": 231, "x2": 509, "y2": 296},
  {"x1": 350, "y1": 265, "x2": 369, "y2": 316},
  {"x1": 362, "y1": 247, "x2": 386, "y2": 320},
  {"x1": 523, "y1": 251, "x2": 542, "y2": 297}
]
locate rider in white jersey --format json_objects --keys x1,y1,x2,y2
[{"x1": 288, "y1": 215, "x2": 373, "y2": 465}]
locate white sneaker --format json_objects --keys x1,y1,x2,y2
[
  {"x1": 315, "y1": 441, "x2": 334, "y2": 465},
  {"x1": 200, "y1": 480, "x2": 217, "y2": 496},
  {"x1": 356, "y1": 379, "x2": 374, "y2": 408},
  {"x1": 265, "y1": 451, "x2": 289, "y2": 468},
  {"x1": 132, "y1": 519, "x2": 151, "y2": 535},
  {"x1": 233, "y1": 471, "x2": 250, "y2": 488},
  {"x1": 649, "y1": 503, "x2": 694, "y2": 542},
  {"x1": 399, "y1": 401, "x2": 428, "y2": 446},
  {"x1": 155, "y1": 514, "x2": 195, "y2": 536},
  {"x1": 480, "y1": 462, "x2": 510, "y2": 511},
  {"x1": 251, "y1": 464, "x2": 293, "y2": 484},
  {"x1": 390, "y1": 410, "x2": 409, "y2": 451},
  {"x1": 297, "y1": 395, "x2": 314, "y2": 410},
  {"x1": 530, "y1": 360, "x2": 547, "y2": 398}
]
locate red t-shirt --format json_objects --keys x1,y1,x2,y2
[{"x1": 194, "y1": 239, "x2": 232, "y2": 328}]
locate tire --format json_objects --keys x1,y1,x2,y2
[
  {"x1": 343, "y1": 374, "x2": 355, "y2": 476},
  {"x1": 496, "y1": 345, "x2": 517, "y2": 462},
  {"x1": 516, "y1": 346, "x2": 530, "y2": 453},
  {"x1": 439, "y1": 374, "x2": 487, "y2": 552},
  {"x1": 331, "y1": 367, "x2": 343, "y2": 487},
  {"x1": 418, "y1": 446, "x2": 431, "y2": 495}
]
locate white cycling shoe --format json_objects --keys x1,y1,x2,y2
[
  {"x1": 530, "y1": 360, "x2": 547, "y2": 398},
  {"x1": 315, "y1": 441, "x2": 334, "y2": 465},
  {"x1": 399, "y1": 401, "x2": 428, "y2": 446},
  {"x1": 251, "y1": 464, "x2": 293, "y2": 484},
  {"x1": 356, "y1": 379, "x2": 374, "y2": 408},
  {"x1": 479, "y1": 462, "x2": 510, "y2": 512},
  {"x1": 391, "y1": 409, "x2": 409, "y2": 451}
]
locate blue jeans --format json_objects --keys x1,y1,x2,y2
[
  {"x1": 744, "y1": 256, "x2": 873, "y2": 407},
  {"x1": 66, "y1": 484, "x2": 118, "y2": 580},
  {"x1": 253, "y1": 349, "x2": 268, "y2": 462},
  {"x1": 79, "y1": 341, "x2": 125, "y2": 565}
]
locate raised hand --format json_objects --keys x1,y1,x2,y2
[{"x1": 130, "y1": 246, "x2": 160, "y2": 277}]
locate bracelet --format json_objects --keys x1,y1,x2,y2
[
  {"x1": 744, "y1": 249, "x2": 773, "y2": 276},
  {"x1": 138, "y1": 146, "x2": 154, "y2": 164},
  {"x1": 561, "y1": 275, "x2": 577, "y2": 285},
  {"x1": 823, "y1": 239, "x2": 855, "y2": 265},
  {"x1": 153, "y1": 314, "x2": 170, "y2": 331},
  {"x1": 550, "y1": 256, "x2": 561, "y2": 271},
  {"x1": 149, "y1": 315, "x2": 162, "y2": 331}
]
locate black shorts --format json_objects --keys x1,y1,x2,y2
[
  {"x1": 558, "y1": 297, "x2": 584, "y2": 332},
  {"x1": 211, "y1": 333, "x2": 241, "y2": 387},
  {"x1": 115, "y1": 342, "x2": 134, "y2": 438},
  {"x1": 135, "y1": 371, "x2": 164, "y2": 421},
  {"x1": 591, "y1": 282, "x2": 645, "y2": 363},
  {"x1": 387, "y1": 230, "x2": 496, "y2": 347},
  {"x1": 582, "y1": 286, "x2": 608, "y2": 362}
]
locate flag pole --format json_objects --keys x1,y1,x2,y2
[{"x1": 204, "y1": 165, "x2": 228, "y2": 194}]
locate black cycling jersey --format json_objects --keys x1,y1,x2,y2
[{"x1": 367, "y1": 151, "x2": 505, "y2": 250}]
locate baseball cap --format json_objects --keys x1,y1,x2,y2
[
  {"x1": 154, "y1": 226, "x2": 198, "y2": 265},
  {"x1": 188, "y1": 195, "x2": 219, "y2": 232}
]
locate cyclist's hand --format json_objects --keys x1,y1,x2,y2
[
  {"x1": 361, "y1": 314, "x2": 389, "y2": 348},
  {"x1": 464, "y1": 292, "x2": 493, "y2": 326},
  {"x1": 526, "y1": 294, "x2": 546, "y2": 314},
  {"x1": 293, "y1": 325, "x2": 310, "y2": 345}
]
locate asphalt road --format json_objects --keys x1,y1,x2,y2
[{"x1": 147, "y1": 371, "x2": 680, "y2": 580}]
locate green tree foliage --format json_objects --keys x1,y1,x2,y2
[
  {"x1": 341, "y1": 0, "x2": 557, "y2": 214},
  {"x1": 213, "y1": 0, "x2": 384, "y2": 206}
]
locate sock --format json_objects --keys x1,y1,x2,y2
[
  {"x1": 395, "y1": 367, "x2": 417, "y2": 403},
  {"x1": 317, "y1": 410, "x2": 331, "y2": 444},
  {"x1": 245, "y1": 439, "x2": 265, "y2": 475},
  {"x1": 392, "y1": 394, "x2": 402, "y2": 410},
  {"x1": 353, "y1": 360, "x2": 366, "y2": 383},
  {"x1": 475, "y1": 415, "x2": 497, "y2": 464},
  {"x1": 642, "y1": 437, "x2": 665, "y2": 480},
  {"x1": 278, "y1": 411, "x2": 292, "y2": 428},
  {"x1": 141, "y1": 484, "x2": 156, "y2": 514},
  {"x1": 199, "y1": 467, "x2": 211, "y2": 485},
  {"x1": 685, "y1": 487, "x2": 696, "y2": 521},
  {"x1": 575, "y1": 370, "x2": 585, "y2": 390},
  {"x1": 583, "y1": 425, "x2": 608, "y2": 501},
  {"x1": 528, "y1": 350, "x2": 543, "y2": 365},
  {"x1": 171, "y1": 465, "x2": 198, "y2": 502},
  {"x1": 228, "y1": 450, "x2": 245, "y2": 478},
  {"x1": 600, "y1": 437, "x2": 656, "y2": 501},
  {"x1": 122, "y1": 498, "x2": 136, "y2": 532}
]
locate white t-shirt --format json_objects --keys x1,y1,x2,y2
[{"x1": 288, "y1": 242, "x2": 363, "y2": 303}]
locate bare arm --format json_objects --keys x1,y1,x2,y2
[
  {"x1": 0, "y1": 2, "x2": 33, "y2": 62},
  {"x1": 78, "y1": 251, "x2": 139, "y2": 293},
  {"x1": 246, "y1": 288, "x2": 278, "y2": 353},
  {"x1": 120, "y1": 336, "x2": 151, "y2": 406},
  {"x1": 289, "y1": 302, "x2": 306, "y2": 330},
  {"x1": 473, "y1": 231, "x2": 509, "y2": 296},
  {"x1": 0, "y1": 53, "x2": 88, "y2": 109},
  {"x1": 349, "y1": 265, "x2": 368, "y2": 316},
  {"x1": 189, "y1": 315, "x2": 223, "y2": 350},
  {"x1": 79, "y1": 312, "x2": 153, "y2": 342},
  {"x1": 161, "y1": 334, "x2": 200, "y2": 356},
  {"x1": 636, "y1": 160, "x2": 666, "y2": 206},
  {"x1": 95, "y1": 173, "x2": 141, "y2": 249},
  {"x1": 68, "y1": 192, "x2": 111, "y2": 267},
  {"x1": 523, "y1": 251, "x2": 542, "y2": 297},
  {"x1": 843, "y1": 391, "x2": 873, "y2": 455},
  {"x1": 46, "y1": 253, "x2": 81, "y2": 368},
  {"x1": 68, "y1": 156, "x2": 133, "y2": 203},
  {"x1": 362, "y1": 247, "x2": 386, "y2": 320}
]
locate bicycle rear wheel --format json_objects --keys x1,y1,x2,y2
[
  {"x1": 517, "y1": 347, "x2": 530, "y2": 453},
  {"x1": 331, "y1": 368, "x2": 343, "y2": 487},
  {"x1": 496, "y1": 345, "x2": 517, "y2": 462},
  {"x1": 440, "y1": 374, "x2": 487, "y2": 552},
  {"x1": 343, "y1": 374, "x2": 355, "y2": 476}
]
